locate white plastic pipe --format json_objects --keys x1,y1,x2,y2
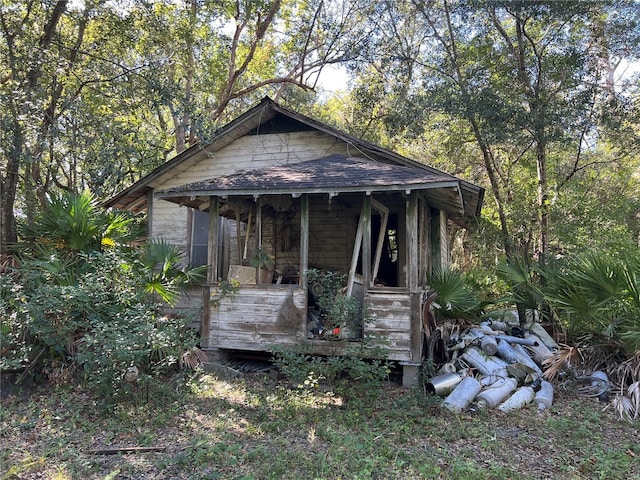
[
  {"x1": 442, "y1": 376, "x2": 482, "y2": 413},
  {"x1": 461, "y1": 346, "x2": 509, "y2": 377},
  {"x1": 497, "y1": 386, "x2": 535, "y2": 412}
]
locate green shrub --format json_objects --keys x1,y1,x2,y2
[
  {"x1": 492, "y1": 248, "x2": 640, "y2": 355},
  {"x1": 1, "y1": 192, "x2": 204, "y2": 399},
  {"x1": 271, "y1": 349, "x2": 391, "y2": 402},
  {"x1": 76, "y1": 304, "x2": 198, "y2": 399},
  {"x1": 1, "y1": 248, "x2": 201, "y2": 398},
  {"x1": 541, "y1": 251, "x2": 640, "y2": 353}
]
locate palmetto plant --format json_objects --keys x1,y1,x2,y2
[
  {"x1": 427, "y1": 267, "x2": 484, "y2": 320},
  {"x1": 19, "y1": 190, "x2": 138, "y2": 256},
  {"x1": 139, "y1": 239, "x2": 206, "y2": 306},
  {"x1": 3, "y1": 191, "x2": 208, "y2": 395},
  {"x1": 495, "y1": 254, "x2": 545, "y2": 324},
  {"x1": 17, "y1": 191, "x2": 205, "y2": 306},
  {"x1": 542, "y1": 252, "x2": 640, "y2": 355}
]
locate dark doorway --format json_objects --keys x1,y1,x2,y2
[{"x1": 372, "y1": 213, "x2": 399, "y2": 287}]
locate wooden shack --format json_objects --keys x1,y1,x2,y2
[{"x1": 106, "y1": 97, "x2": 484, "y2": 385}]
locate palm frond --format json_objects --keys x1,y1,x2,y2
[
  {"x1": 145, "y1": 279, "x2": 179, "y2": 306},
  {"x1": 496, "y1": 254, "x2": 545, "y2": 313},
  {"x1": 626, "y1": 381, "x2": 640, "y2": 420},
  {"x1": 542, "y1": 345, "x2": 582, "y2": 380},
  {"x1": 180, "y1": 347, "x2": 209, "y2": 370},
  {"x1": 608, "y1": 394, "x2": 635, "y2": 421},
  {"x1": 428, "y1": 267, "x2": 483, "y2": 319},
  {"x1": 610, "y1": 351, "x2": 640, "y2": 388}
]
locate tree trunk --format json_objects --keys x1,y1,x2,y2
[
  {"x1": 535, "y1": 136, "x2": 549, "y2": 263},
  {"x1": 0, "y1": 125, "x2": 23, "y2": 253}
]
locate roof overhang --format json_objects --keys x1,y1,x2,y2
[{"x1": 155, "y1": 154, "x2": 470, "y2": 223}]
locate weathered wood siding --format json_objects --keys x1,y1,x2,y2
[
  {"x1": 363, "y1": 289, "x2": 414, "y2": 362},
  {"x1": 209, "y1": 285, "x2": 417, "y2": 362},
  {"x1": 209, "y1": 285, "x2": 307, "y2": 351},
  {"x1": 257, "y1": 195, "x2": 357, "y2": 275},
  {"x1": 162, "y1": 286, "x2": 205, "y2": 330},
  {"x1": 246, "y1": 192, "x2": 409, "y2": 281},
  {"x1": 152, "y1": 200, "x2": 190, "y2": 251},
  {"x1": 308, "y1": 197, "x2": 355, "y2": 271},
  {"x1": 156, "y1": 132, "x2": 351, "y2": 191}
]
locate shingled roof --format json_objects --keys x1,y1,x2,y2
[{"x1": 156, "y1": 154, "x2": 467, "y2": 216}]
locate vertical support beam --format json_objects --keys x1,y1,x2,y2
[
  {"x1": 207, "y1": 196, "x2": 219, "y2": 284},
  {"x1": 300, "y1": 194, "x2": 309, "y2": 291},
  {"x1": 235, "y1": 207, "x2": 242, "y2": 265},
  {"x1": 431, "y1": 207, "x2": 441, "y2": 271},
  {"x1": 146, "y1": 190, "x2": 154, "y2": 238},
  {"x1": 255, "y1": 196, "x2": 263, "y2": 280},
  {"x1": 423, "y1": 199, "x2": 432, "y2": 281},
  {"x1": 439, "y1": 210, "x2": 449, "y2": 269},
  {"x1": 256, "y1": 196, "x2": 263, "y2": 249},
  {"x1": 406, "y1": 193, "x2": 422, "y2": 363},
  {"x1": 406, "y1": 192, "x2": 419, "y2": 291},
  {"x1": 201, "y1": 286, "x2": 210, "y2": 348},
  {"x1": 203, "y1": 196, "x2": 219, "y2": 349},
  {"x1": 417, "y1": 196, "x2": 425, "y2": 287},
  {"x1": 347, "y1": 202, "x2": 365, "y2": 297},
  {"x1": 410, "y1": 292, "x2": 422, "y2": 362},
  {"x1": 430, "y1": 208, "x2": 449, "y2": 270},
  {"x1": 362, "y1": 194, "x2": 372, "y2": 288}
]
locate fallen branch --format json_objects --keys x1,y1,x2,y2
[
  {"x1": 88, "y1": 446, "x2": 167, "y2": 455},
  {"x1": 16, "y1": 348, "x2": 46, "y2": 385}
]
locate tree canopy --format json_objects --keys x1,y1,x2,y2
[
  {"x1": 333, "y1": 0, "x2": 640, "y2": 265},
  {"x1": 1, "y1": 0, "x2": 639, "y2": 267}
]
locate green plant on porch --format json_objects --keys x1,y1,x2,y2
[
  {"x1": 250, "y1": 247, "x2": 275, "y2": 270},
  {"x1": 210, "y1": 279, "x2": 241, "y2": 308},
  {"x1": 306, "y1": 268, "x2": 365, "y2": 336}
]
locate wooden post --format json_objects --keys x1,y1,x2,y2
[
  {"x1": 418, "y1": 195, "x2": 430, "y2": 287},
  {"x1": 406, "y1": 192, "x2": 419, "y2": 291},
  {"x1": 256, "y1": 196, "x2": 263, "y2": 281},
  {"x1": 201, "y1": 286, "x2": 210, "y2": 348},
  {"x1": 203, "y1": 196, "x2": 219, "y2": 348},
  {"x1": 407, "y1": 193, "x2": 422, "y2": 362},
  {"x1": 235, "y1": 207, "x2": 242, "y2": 265},
  {"x1": 439, "y1": 210, "x2": 449, "y2": 269},
  {"x1": 347, "y1": 205, "x2": 365, "y2": 297},
  {"x1": 362, "y1": 194, "x2": 372, "y2": 288},
  {"x1": 207, "y1": 196, "x2": 219, "y2": 284},
  {"x1": 300, "y1": 194, "x2": 309, "y2": 291},
  {"x1": 431, "y1": 207, "x2": 441, "y2": 271}
]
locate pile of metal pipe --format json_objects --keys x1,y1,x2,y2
[{"x1": 426, "y1": 320, "x2": 560, "y2": 414}]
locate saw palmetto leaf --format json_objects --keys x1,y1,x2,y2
[
  {"x1": 608, "y1": 394, "x2": 635, "y2": 421},
  {"x1": 543, "y1": 345, "x2": 582, "y2": 380},
  {"x1": 626, "y1": 381, "x2": 640, "y2": 420}
]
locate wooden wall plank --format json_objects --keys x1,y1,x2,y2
[
  {"x1": 362, "y1": 290, "x2": 413, "y2": 361},
  {"x1": 153, "y1": 132, "x2": 352, "y2": 190},
  {"x1": 210, "y1": 286, "x2": 306, "y2": 348}
]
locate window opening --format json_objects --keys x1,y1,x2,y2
[{"x1": 191, "y1": 209, "x2": 209, "y2": 268}]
